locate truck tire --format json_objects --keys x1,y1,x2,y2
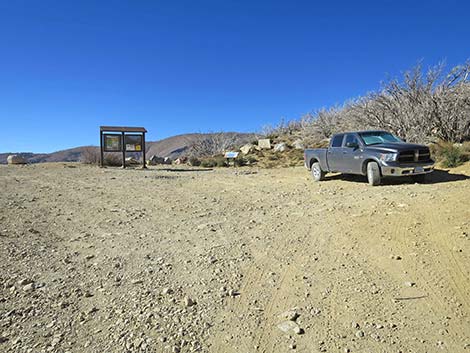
[
  {"x1": 367, "y1": 161, "x2": 381, "y2": 186},
  {"x1": 311, "y1": 162, "x2": 325, "y2": 182},
  {"x1": 412, "y1": 174, "x2": 426, "y2": 183}
]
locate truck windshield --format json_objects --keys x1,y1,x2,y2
[{"x1": 359, "y1": 131, "x2": 402, "y2": 145}]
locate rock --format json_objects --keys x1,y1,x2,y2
[
  {"x1": 240, "y1": 144, "x2": 255, "y2": 155},
  {"x1": 183, "y1": 297, "x2": 196, "y2": 307},
  {"x1": 131, "y1": 279, "x2": 143, "y2": 285},
  {"x1": 149, "y1": 155, "x2": 165, "y2": 165},
  {"x1": 278, "y1": 309, "x2": 300, "y2": 322},
  {"x1": 258, "y1": 139, "x2": 271, "y2": 149},
  {"x1": 125, "y1": 157, "x2": 140, "y2": 164},
  {"x1": 7, "y1": 155, "x2": 27, "y2": 165},
  {"x1": 162, "y1": 287, "x2": 173, "y2": 295},
  {"x1": 0, "y1": 336, "x2": 8, "y2": 344},
  {"x1": 18, "y1": 278, "x2": 32, "y2": 286},
  {"x1": 174, "y1": 157, "x2": 187, "y2": 165},
  {"x1": 355, "y1": 330, "x2": 365, "y2": 338},
  {"x1": 22, "y1": 283, "x2": 35, "y2": 292},
  {"x1": 163, "y1": 157, "x2": 172, "y2": 165},
  {"x1": 351, "y1": 321, "x2": 360, "y2": 329},
  {"x1": 292, "y1": 139, "x2": 304, "y2": 150},
  {"x1": 277, "y1": 320, "x2": 303, "y2": 334},
  {"x1": 404, "y1": 281, "x2": 416, "y2": 287},
  {"x1": 274, "y1": 142, "x2": 287, "y2": 152},
  {"x1": 228, "y1": 289, "x2": 239, "y2": 297}
]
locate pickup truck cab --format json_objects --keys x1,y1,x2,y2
[{"x1": 304, "y1": 131, "x2": 434, "y2": 186}]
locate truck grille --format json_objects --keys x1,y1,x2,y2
[{"x1": 398, "y1": 148, "x2": 431, "y2": 163}]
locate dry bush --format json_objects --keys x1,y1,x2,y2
[
  {"x1": 282, "y1": 61, "x2": 470, "y2": 146},
  {"x1": 80, "y1": 147, "x2": 100, "y2": 164},
  {"x1": 188, "y1": 133, "x2": 248, "y2": 158}
]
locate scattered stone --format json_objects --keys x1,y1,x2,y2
[
  {"x1": 258, "y1": 139, "x2": 271, "y2": 149},
  {"x1": 240, "y1": 144, "x2": 255, "y2": 155},
  {"x1": 351, "y1": 321, "x2": 360, "y2": 329},
  {"x1": 162, "y1": 287, "x2": 173, "y2": 295},
  {"x1": 228, "y1": 289, "x2": 239, "y2": 297},
  {"x1": 278, "y1": 309, "x2": 300, "y2": 322},
  {"x1": 355, "y1": 330, "x2": 365, "y2": 338},
  {"x1": 183, "y1": 297, "x2": 196, "y2": 307},
  {"x1": 18, "y1": 278, "x2": 32, "y2": 286},
  {"x1": 22, "y1": 283, "x2": 35, "y2": 292},
  {"x1": 277, "y1": 320, "x2": 303, "y2": 334},
  {"x1": 274, "y1": 142, "x2": 287, "y2": 152}
]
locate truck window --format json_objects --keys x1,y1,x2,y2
[
  {"x1": 331, "y1": 134, "x2": 344, "y2": 148},
  {"x1": 344, "y1": 134, "x2": 359, "y2": 146}
]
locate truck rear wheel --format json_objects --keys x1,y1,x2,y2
[
  {"x1": 311, "y1": 162, "x2": 325, "y2": 182},
  {"x1": 367, "y1": 161, "x2": 381, "y2": 186}
]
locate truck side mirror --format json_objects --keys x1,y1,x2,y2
[{"x1": 346, "y1": 142, "x2": 359, "y2": 149}]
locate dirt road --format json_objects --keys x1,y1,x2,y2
[{"x1": 1, "y1": 163, "x2": 469, "y2": 353}]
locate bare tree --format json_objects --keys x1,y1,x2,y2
[{"x1": 188, "y1": 133, "x2": 244, "y2": 157}]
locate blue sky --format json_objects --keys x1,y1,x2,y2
[{"x1": 1, "y1": 0, "x2": 469, "y2": 153}]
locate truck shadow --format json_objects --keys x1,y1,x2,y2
[{"x1": 325, "y1": 169, "x2": 469, "y2": 185}]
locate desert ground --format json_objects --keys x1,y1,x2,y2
[{"x1": 0, "y1": 163, "x2": 469, "y2": 353}]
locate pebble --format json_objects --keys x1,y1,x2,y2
[
  {"x1": 22, "y1": 283, "x2": 35, "y2": 292},
  {"x1": 355, "y1": 330, "x2": 365, "y2": 338},
  {"x1": 162, "y1": 287, "x2": 173, "y2": 295},
  {"x1": 183, "y1": 297, "x2": 196, "y2": 307}
]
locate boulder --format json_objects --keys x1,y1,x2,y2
[
  {"x1": 258, "y1": 139, "x2": 271, "y2": 149},
  {"x1": 125, "y1": 157, "x2": 140, "y2": 164},
  {"x1": 163, "y1": 157, "x2": 172, "y2": 165},
  {"x1": 274, "y1": 142, "x2": 287, "y2": 152},
  {"x1": 240, "y1": 144, "x2": 254, "y2": 155},
  {"x1": 175, "y1": 157, "x2": 187, "y2": 165},
  {"x1": 7, "y1": 155, "x2": 27, "y2": 165},
  {"x1": 292, "y1": 139, "x2": 304, "y2": 150},
  {"x1": 149, "y1": 155, "x2": 165, "y2": 165}
]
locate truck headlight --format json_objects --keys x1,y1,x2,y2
[{"x1": 379, "y1": 153, "x2": 398, "y2": 162}]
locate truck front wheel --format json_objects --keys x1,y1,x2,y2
[
  {"x1": 367, "y1": 161, "x2": 381, "y2": 186},
  {"x1": 311, "y1": 162, "x2": 325, "y2": 182}
]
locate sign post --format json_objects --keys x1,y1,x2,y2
[{"x1": 99, "y1": 126, "x2": 147, "y2": 169}]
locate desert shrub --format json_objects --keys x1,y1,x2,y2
[
  {"x1": 200, "y1": 159, "x2": 216, "y2": 168},
  {"x1": 234, "y1": 156, "x2": 247, "y2": 167},
  {"x1": 188, "y1": 156, "x2": 201, "y2": 166},
  {"x1": 80, "y1": 147, "x2": 100, "y2": 164},
  {"x1": 104, "y1": 153, "x2": 123, "y2": 167},
  {"x1": 441, "y1": 144, "x2": 464, "y2": 168},
  {"x1": 215, "y1": 157, "x2": 228, "y2": 167},
  {"x1": 246, "y1": 156, "x2": 257, "y2": 165}
]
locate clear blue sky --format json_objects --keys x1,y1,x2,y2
[{"x1": 1, "y1": 0, "x2": 469, "y2": 153}]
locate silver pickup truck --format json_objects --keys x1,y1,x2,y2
[{"x1": 304, "y1": 130, "x2": 434, "y2": 185}]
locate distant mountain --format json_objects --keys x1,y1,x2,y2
[{"x1": 0, "y1": 132, "x2": 257, "y2": 164}]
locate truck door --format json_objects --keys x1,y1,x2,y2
[
  {"x1": 342, "y1": 134, "x2": 362, "y2": 173},
  {"x1": 327, "y1": 134, "x2": 345, "y2": 172}
]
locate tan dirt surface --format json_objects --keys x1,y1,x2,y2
[{"x1": 0, "y1": 163, "x2": 469, "y2": 353}]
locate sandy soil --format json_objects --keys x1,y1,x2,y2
[{"x1": 0, "y1": 163, "x2": 469, "y2": 353}]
